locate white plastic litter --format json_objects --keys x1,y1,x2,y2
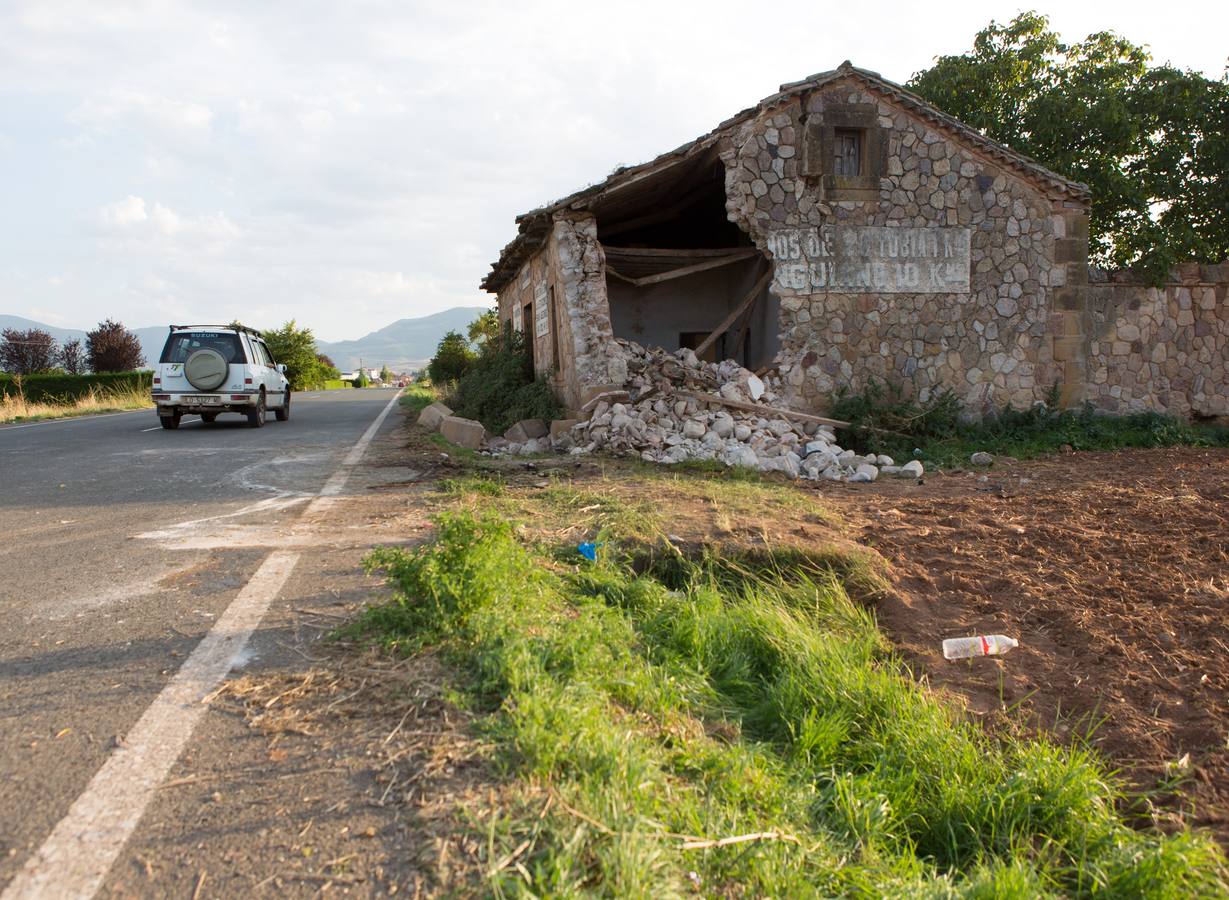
[{"x1": 942, "y1": 634, "x2": 1019, "y2": 660}]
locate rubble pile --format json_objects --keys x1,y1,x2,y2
[{"x1": 494, "y1": 339, "x2": 924, "y2": 483}]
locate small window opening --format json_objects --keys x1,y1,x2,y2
[{"x1": 833, "y1": 129, "x2": 863, "y2": 177}]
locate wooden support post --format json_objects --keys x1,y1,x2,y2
[
  {"x1": 604, "y1": 265, "x2": 636, "y2": 285},
  {"x1": 731, "y1": 296, "x2": 758, "y2": 361},
  {"x1": 693, "y1": 267, "x2": 772, "y2": 360}
]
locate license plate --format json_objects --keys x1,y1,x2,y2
[{"x1": 187, "y1": 395, "x2": 221, "y2": 405}]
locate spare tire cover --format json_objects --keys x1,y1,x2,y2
[{"x1": 184, "y1": 348, "x2": 229, "y2": 391}]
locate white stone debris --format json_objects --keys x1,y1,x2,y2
[{"x1": 490, "y1": 339, "x2": 925, "y2": 486}]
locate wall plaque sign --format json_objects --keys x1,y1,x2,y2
[
  {"x1": 768, "y1": 225, "x2": 971, "y2": 293},
  {"x1": 534, "y1": 281, "x2": 550, "y2": 338}
]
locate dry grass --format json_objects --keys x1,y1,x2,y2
[
  {"x1": 0, "y1": 382, "x2": 152, "y2": 423},
  {"x1": 215, "y1": 647, "x2": 499, "y2": 895}
]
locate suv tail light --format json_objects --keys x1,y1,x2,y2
[{"x1": 244, "y1": 377, "x2": 253, "y2": 385}]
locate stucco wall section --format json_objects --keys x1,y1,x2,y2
[
  {"x1": 607, "y1": 258, "x2": 778, "y2": 367},
  {"x1": 721, "y1": 83, "x2": 1068, "y2": 417}
]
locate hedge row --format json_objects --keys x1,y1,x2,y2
[{"x1": 0, "y1": 371, "x2": 153, "y2": 404}]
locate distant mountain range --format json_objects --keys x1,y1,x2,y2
[
  {"x1": 0, "y1": 307, "x2": 489, "y2": 373},
  {"x1": 317, "y1": 307, "x2": 488, "y2": 371}
]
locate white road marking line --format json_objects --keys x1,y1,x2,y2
[
  {"x1": 0, "y1": 551, "x2": 299, "y2": 900},
  {"x1": 138, "y1": 426, "x2": 161, "y2": 432},
  {"x1": 307, "y1": 390, "x2": 403, "y2": 510},
  {"x1": 1, "y1": 389, "x2": 403, "y2": 900},
  {"x1": 0, "y1": 409, "x2": 150, "y2": 431}
]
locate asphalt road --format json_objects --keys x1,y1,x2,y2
[{"x1": 0, "y1": 388, "x2": 407, "y2": 892}]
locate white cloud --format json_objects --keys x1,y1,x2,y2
[
  {"x1": 100, "y1": 195, "x2": 148, "y2": 227},
  {"x1": 72, "y1": 89, "x2": 213, "y2": 134},
  {"x1": 349, "y1": 270, "x2": 433, "y2": 296},
  {"x1": 99, "y1": 196, "x2": 239, "y2": 242}
]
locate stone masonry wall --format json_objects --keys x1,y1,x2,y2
[
  {"x1": 1084, "y1": 265, "x2": 1229, "y2": 417},
  {"x1": 497, "y1": 212, "x2": 621, "y2": 410},
  {"x1": 495, "y1": 76, "x2": 1221, "y2": 423},
  {"x1": 721, "y1": 80, "x2": 1074, "y2": 417}
]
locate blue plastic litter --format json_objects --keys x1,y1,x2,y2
[{"x1": 577, "y1": 542, "x2": 599, "y2": 561}]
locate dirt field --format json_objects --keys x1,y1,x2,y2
[
  {"x1": 824, "y1": 447, "x2": 1229, "y2": 841},
  {"x1": 439, "y1": 442, "x2": 1229, "y2": 844}
]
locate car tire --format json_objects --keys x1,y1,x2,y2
[
  {"x1": 246, "y1": 392, "x2": 266, "y2": 428},
  {"x1": 201, "y1": 413, "x2": 217, "y2": 423},
  {"x1": 160, "y1": 413, "x2": 181, "y2": 430},
  {"x1": 275, "y1": 390, "x2": 290, "y2": 421}
]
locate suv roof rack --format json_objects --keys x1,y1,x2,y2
[{"x1": 169, "y1": 324, "x2": 265, "y2": 339}]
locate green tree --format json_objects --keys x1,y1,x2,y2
[
  {"x1": 380, "y1": 364, "x2": 392, "y2": 383},
  {"x1": 262, "y1": 320, "x2": 329, "y2": 390},
  {"x1": 909, "y1": 12, "x2": 1229, "y2": 279},
  {"x1": 316, "y1": 353, "x2": 340, "y2": 380},
  {"x1": 427, "y1": 330, "x2": 475, "y2": 384},
  {"x1": 467, "y1": 308, "x2": 501, "y2": 354}
]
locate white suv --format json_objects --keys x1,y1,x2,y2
[{"x1": 151, "y1": 325, "x2": 291, "y2": 429}]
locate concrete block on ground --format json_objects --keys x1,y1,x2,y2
[
  {"x1": 418, "y1": 401, "x2": 453, "y2": 431},
  {"x1": 549, "y1": 418, "x2": 581, "y2": 439},
  {"x1": 504, "y1": 418, "x2": 548, "y2": 443},
  {"x1": 440, "y1": 415, "x2": 486, "y2": 449}
]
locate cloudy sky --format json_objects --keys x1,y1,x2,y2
[{"x1": 2, "y1": 1, "x2": 1225, "y2": 342}]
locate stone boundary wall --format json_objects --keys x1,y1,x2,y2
[{"x1": 1082, "y1": 264, "x2": 1229, "y2": 417}]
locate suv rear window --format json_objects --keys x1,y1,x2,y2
[{"x1": 160, "y1": 332, "x2": 246, "y2": 364}]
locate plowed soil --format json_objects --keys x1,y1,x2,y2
[{"x1": 826, "y1": 448, "x2": 1229, "y2": 840}]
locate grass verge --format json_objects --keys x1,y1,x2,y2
[
  {"x1": 0, "y1": 383, "x2": 153, "y2": 424},
  {"x1": 351, "y1": 511, "x2": 1227, "y2": 896},
  {"x1": 400, "y1": 382, "x2": 438, "y2": 416}
]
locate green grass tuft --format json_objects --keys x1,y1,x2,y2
[
  {"x1": 831, "y1": 379, "x2": 1229, "y2": 468},
  {"x1": 437, "y1": 474, "x2": 505, "y2": 497},
  {"x1": 399, "y1": 382, "x2": 437, "y2": 415},
  {"x1": 354, "y1": 513, "x2": 1228, "y2": 896}
]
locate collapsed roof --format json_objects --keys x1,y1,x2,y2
[{"x1": 481, "y1": 62, "x2": 1090, "y2": 293}]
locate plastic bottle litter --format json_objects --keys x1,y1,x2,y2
[{"x1": 942, "y1": 634, "x2": 1019, "y2": 660}]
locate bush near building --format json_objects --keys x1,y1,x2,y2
[{"x1": 444, "y1": 323, "x2": 561, "y2": 434}]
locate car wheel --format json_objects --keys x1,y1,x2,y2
[
  {"x1": 159, "y1": 413, "x2": 181, "y2": 430},
  {"x1": 247, "y1": 392, "x2": 266, "y2": 428},
  {"x1": 201, "y1": 413, "x2": 217, "y2": 423},
  {"x1": 275, "y1": 390, "x2": 290, "y2": 421}
]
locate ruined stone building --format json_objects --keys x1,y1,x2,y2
[{"x1": 482, "y1": 62, "x2": 1228, "y2": 420}]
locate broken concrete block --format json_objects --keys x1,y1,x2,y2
[
  {"x1": 439, "y1": 415, "x2": 486, "y2": 449},
  {"x1": 504, "y1": 418, "x2": 548, "y2": 443},
  {"x1": 417, "y1": 401, "x2": 453, "y2": 431},
  {"x1": 550, "y1": 418, "x2": 580, "y2": 439}
]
